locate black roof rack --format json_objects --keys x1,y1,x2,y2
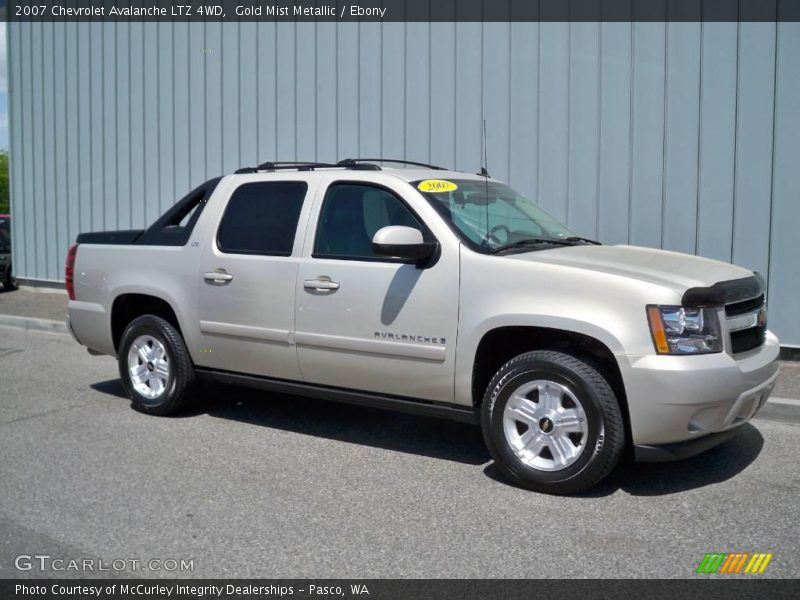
[
  {"x1": 335, "y1": 159, "x2": 382, "y2": 170},
  {"x1": 234, "y1": 161, "x2": 365, "y2": 174},
  {"x1": 234, "y1": 161, "x2": 341, "y2": 174},
  {"x1": 233, "y1": 158, "x2": 448, "y2": 175},
  {"x1": 338, "y1": 158, "x2": 446, "y2": 170}
]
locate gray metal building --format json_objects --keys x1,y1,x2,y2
[{"x1": 7, "y1": 20, "x2": 800, "y2": 345}]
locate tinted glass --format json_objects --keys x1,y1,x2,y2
[
  {"x1": 415, "y1": 179, "x2": 575, "y2": 252},
  {"x1": 218, "y1": 182, "x2": 307, "y2": 255},
  {"x1": 315, "y1": 183, "x2": 423, "y2": 259}
]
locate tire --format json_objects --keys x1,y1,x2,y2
[
  {"x1": 118, "y1": 315, "x2": 195, "y2": 416},
  {"x1": 481, "y1": 350, "x2": 625, "y2": 494},
  {"x1": 4, "y1": 264, "x2": 17, "y2": 290}
]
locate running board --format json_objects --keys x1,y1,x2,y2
[{"x1": 195, "y1": 369, "x2": 479, "y2": 424}]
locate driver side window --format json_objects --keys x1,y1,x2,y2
[{"x1": 314, "y1": 183, "x2": 423, "y2": 260}]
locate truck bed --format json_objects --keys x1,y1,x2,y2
[{"x1": 75, "y1": 230, "x2": 145, "y2": 245}]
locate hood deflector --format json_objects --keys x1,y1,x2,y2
[{"x1": 681, "y1": 274, "x2": 764, "y2": 307}]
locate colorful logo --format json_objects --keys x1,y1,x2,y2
[{"x1": 696, "y1": 552, "x2": 774, "y2": 574}]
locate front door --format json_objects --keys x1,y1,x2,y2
[
  {"x1": 195, "y1": 179, "x2": 311, "y2": 379},
  {"x1": 295, "y1": 180, "x2": 459, "y2": 404}
]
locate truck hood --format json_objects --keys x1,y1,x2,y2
[{"x1": 509, "y1": 244, "x2": 755, "y2": 294}]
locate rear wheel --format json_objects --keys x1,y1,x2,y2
[
  {"x1": 4, "y1": 265, "x2": 17, "y2": 290},
  {"x1": 118, "y1": 315, "x2": 195, "y2": 415},
  {"x1": 481, "y1": 350, "x2": 625, "y2": 494}
]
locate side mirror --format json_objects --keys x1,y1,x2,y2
[{"x1": 372, "y1": 226, "x2": 437, "y2": 262}]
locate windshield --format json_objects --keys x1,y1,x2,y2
[{"x1": 414, "y1": 179, "x2": 578, "y2": 253}]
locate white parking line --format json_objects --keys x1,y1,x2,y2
[{"x1": 768, "y1": 396, "x2": 800, "y2": 407}]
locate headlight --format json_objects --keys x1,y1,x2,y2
[{"x1": 646, "y1": 305, "x2": 722, "y2": 354}]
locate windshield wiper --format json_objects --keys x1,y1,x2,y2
[
  {"x1": 564, "y1": 236, "x2": 602, "y2": 245},
  {"x1": 489, "y1": 238, "x2": 576, "y2": 254}
]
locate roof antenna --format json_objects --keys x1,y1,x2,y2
[
  {"x1": 480, "y1": 119, "x2": 490, "y2": 178},
  {"x1": 481, "y1": 119, "x2": 490, "y2": 235}
]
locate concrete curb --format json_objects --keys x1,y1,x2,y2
[
  {"x1": 756, "y1": 397, "x2": 800, "y2": 426},
  {"x1": 18, "y1": 284, "x2": 67, "y2": 296},
  {"x1": 0, "y1": 314, "x2": 68, "y2": 334}
]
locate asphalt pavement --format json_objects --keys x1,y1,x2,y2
[
  {"x1": 0, "y1": 325, "x2": 798, "y2": 579},
  {"x1": 0, "y1": 287, "x2": 68, "y2": 322}
]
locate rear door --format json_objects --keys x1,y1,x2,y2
[
  {"x1": 294, "y1": 176, "x2": 460, "y2": 404},
  {"x1": 194, "y1": 177, "x2": 315, "y2": 379}
]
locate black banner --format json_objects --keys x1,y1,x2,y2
[
  {"x1": 3, "y1": 0, "x2": 800, "y2": 22},
  {"x1": 2, "y1": 579, "x2": 800, "y2": 600}
]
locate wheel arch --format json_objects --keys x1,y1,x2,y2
[
  {"x1": 110, "y1": 293, "x2": 184, "y2": 353},
  {"x1": 470, "y1": 325, "x2": 631, "y2": 448}
]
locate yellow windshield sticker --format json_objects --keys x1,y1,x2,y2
[{"x1": 417, "y1": 179, "x2": 458, "y2": 193}]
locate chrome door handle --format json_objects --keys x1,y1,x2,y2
[
  {"x1": 204, "y1": 270, "x2": 234, "y2": 284},
  {"x1": 304, "y1": 277, "x2": 340, "y2": 291}
]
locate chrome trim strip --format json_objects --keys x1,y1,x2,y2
[
  {"x1": 726, "y1": 310, "x2": 761, "y2": 333},
  {"x1": 295, "y1": 331, "x2": 446, "y2": 362}
]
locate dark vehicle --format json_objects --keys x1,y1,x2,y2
[{"x1": 0, "y1": 217, "x2": 17, "y2": 291}]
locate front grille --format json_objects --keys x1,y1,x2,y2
[
  {"x1": 730, "y1": 325, "x2": 766, "y2": 354},
  {"x1": 725, "y1": 295, "x2": 766, "y2": 354},
  {"x1": 725, "y1": 294, "x2": 765, "y2": 317}
]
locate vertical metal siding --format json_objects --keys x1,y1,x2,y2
[
  {"x1": 597, "y1": 22, "x2": 631, "y2": 246},
  {"x1": 768, "y1": 21, "x2": 800, "y2": 350},
  {"x1": 696, "y1": 22, "x2": 737, "y2": 263},
  {"x1": 7, "y1": 19, "x2": 800, "y2": 345}
]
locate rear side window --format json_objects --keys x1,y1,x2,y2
[{"x1": 217, "y1": 182, "x2": 307, "y2": 256}]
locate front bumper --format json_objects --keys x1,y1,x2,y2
[
  {"x1": 619, "y1": 330, "x2": 779, "y2": 456},
  {"x1": 633, "y1": 428, "x2": 743, "y2": 462}
]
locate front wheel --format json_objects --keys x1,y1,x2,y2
[
  {"x1": 118, "y1": 315, "x2": 195, "y2": 415},
  {"x1": 481, "y1": 350, "x2": 625, "y2": 494}
]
